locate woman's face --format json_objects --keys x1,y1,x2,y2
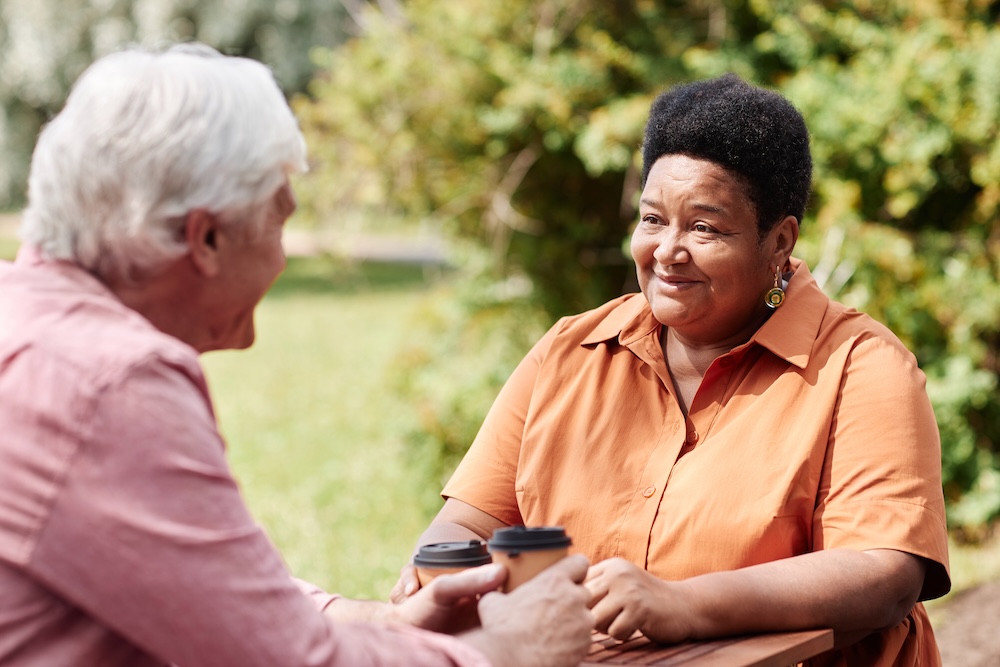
[{"x1": 631, "y1": 154, "x2": 796, "y2": 346}]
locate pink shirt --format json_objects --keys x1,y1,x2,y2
[{"x1": 0, "y1": 247, "x2": 490, "y2": 667}]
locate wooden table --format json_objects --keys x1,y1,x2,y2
[{"x1": 580, "y1": 628, "x2": 833, "y2": 666}]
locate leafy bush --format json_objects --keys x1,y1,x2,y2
[{"x1": 388, "y1": 245, "x2": 550, "y2": 497}]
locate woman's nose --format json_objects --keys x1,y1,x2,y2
[{"x1": 652, "y1": 229, "x2": 688, "y2": 264}]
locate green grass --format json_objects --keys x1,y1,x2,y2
[
  {"x1": 202, "y1": 257, "x2": 442, "y2": 600},
  {"x1": 0, "y1": 237, "x2": 18, "y2": 261}
]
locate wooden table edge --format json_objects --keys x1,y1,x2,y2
[{"x1": 579, "y1": 628, "x2": 834, "y2": 667}]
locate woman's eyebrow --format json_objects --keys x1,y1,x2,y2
[{"x1": 691, "y1": 202, "x2": 726, "y2": 214}]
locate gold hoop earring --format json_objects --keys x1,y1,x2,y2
[{"x1": 765, "y1": 265, "x2": 785, "y2": 309}]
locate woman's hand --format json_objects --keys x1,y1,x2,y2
[
  {"x1": 585, "y1": 558, "x2": 694, "y2": 644},
  {"x1": 586, "y1": 549, "x2": 927, "y2": 648},
  {"x1": 389, "y1": 563, "x2": 421, "y2": 603}
]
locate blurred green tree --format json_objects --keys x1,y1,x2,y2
[
  {"x1": 296, "y1": 0, "x2": 731, "y2": 316},
  {"x1": 294, "y1": 0, "x2": 714, "y2": 489},
  {"x1": 752, "y1": 0, "x2": 1000, "y2": 536},
  {"x1": 0, "y1": 0, "x2": 350, "y2": 208}
]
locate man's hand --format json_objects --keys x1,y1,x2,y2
[
  {"x1": 385, "y1": 563, "x2": 507, "y2": 634},
  {"x1": 462, "y1": 554, "x2": 594, "y2": 667},
  {"x1": 585, "y1": 557, "x2": 691, "y2": 643}
]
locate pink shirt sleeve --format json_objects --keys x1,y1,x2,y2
[{"x1": 22, "y1": 357, "x2": 490, "y2": 667}]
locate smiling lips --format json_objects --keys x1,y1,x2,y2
[{"x1": 655, "y1": 273, "x2": 700, "y2": 289}]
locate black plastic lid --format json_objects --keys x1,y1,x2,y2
[
  {"x1": 413, "y1": 540, "x2": 492, "y2": 568},
  {"x1": 487, "y1": 526, "x2": 572, "y2": 553}
]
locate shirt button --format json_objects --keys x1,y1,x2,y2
[
  {"x1": 642, "y1": 486, "x2": 656, "y2": 498},
  {"x1": 686, "y1": 430, "x2": 699, "y2": 445}
]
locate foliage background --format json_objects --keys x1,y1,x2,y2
[
  {"x1": 295, "y1": 0, "x2": 1000, "y2": 537},
  {"x1": 0, "y1": 0, "x2": 351, "y2": 207},
  {"x1": 1, "y1": 0, "x2": 997, "y2": 540}
]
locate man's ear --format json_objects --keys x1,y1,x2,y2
[{"x1": 184, "y1": 209, "x2": 221, "y2": 277}]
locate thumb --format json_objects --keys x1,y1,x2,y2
[
  {"x1": 537, "y1": 553, "x2": 590, "y2": 584},
  {"x1": 390, "y1": 564, "x2": 420, "y2": 603},
  {"x1": 428, "y1": 563, "x2": 506, "y2": 602}
]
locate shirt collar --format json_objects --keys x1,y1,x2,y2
[
  {"x1": 580, "y1": 293, "x2": 655, "y2": 346},
  {"x1": 13, "y1": 244, "x2": 117, "y2": 300},
  {"x1": 579, "y1": 258, "x2": 829, "y2": 370},
  {"x1": 750, "y1": 258, "x2": 827, "y2": 369}
]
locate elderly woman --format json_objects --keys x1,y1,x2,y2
[
  {"x1": 0, "y1": 44, "x2": 595, "y2": 667},
  {"x1": 395, "y1": 74, "x2": 950, "y2": 666}
]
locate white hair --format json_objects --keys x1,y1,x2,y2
[{"x1": 20, "y1": 42, "x2": 308, "y2": 281}]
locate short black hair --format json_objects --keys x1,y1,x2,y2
[{"x1": 641, "y1": 73, "x2": 812, "y2": 234}]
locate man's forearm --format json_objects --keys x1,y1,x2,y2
[{"x1": 323, "y1": 597, "x2": 391, "y2": 624}]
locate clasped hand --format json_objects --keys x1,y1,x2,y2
[
  {"x1": 585, "y1": 557, "x2": 693, "y2": 644},
  {"x1": 389, "y1": 555, "x2": 596, "y2": 667},
  {"x1": 392, "y1": 555, "x2": 694, "y2": 643},
  {"x1": 389, "y1": 553, "x2": 700, "y2": 661}
]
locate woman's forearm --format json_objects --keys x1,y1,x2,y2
[
  {"x1": 588, "y1": 548, "x2": 927, "y2": 647},
  {"x1": 674, "y1": 548, "x2": 925, "y2": 646},
  {"x1": 416, "y1": 498, "x2": 509, "y2": 551}
]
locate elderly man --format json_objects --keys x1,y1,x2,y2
[{"x1": 0, "y1": 44, "x2": 593, "y2": 667}]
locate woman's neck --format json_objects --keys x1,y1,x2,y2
[{"x1": 661, "y1": 315, "x2": 766, "y2": 415}]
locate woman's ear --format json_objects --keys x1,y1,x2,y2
[
  {"x1": 184, "y1": 209, "x2": 221, "y2": 277},
  {"x1": 771, "y1": 215, "x2": 800, "y2": 269}
]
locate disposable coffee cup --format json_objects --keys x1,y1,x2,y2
[
  {"x1": 487, "y1": 526, "x2": 572, "y2": 592},
  {"x1": 413, "y1": 540, "x2": 493, "y2": 587}
]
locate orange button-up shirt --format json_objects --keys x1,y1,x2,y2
[{"x1": 443, "y1": 259, "x2": 950, "y2": 667}]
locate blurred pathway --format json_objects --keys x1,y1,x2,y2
[
  {"x1": 0, "y1": 213, "x2": 16, "y2": 237},
  {"x1": 934, "y1": 580, "x2": 1000, "y2": 666},
  {"x1": 1, "y1": 213, "x2": 448, "y2": 265}
]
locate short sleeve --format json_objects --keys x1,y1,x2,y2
[
  {"x1": 813, "y1": 335, "x2": 951, "y2": 600},
  {"x1": 442, "y1": 320, "x2": 564, "y2": 525}
]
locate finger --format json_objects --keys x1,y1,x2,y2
[
  {"x1": 536, "y1": 553, "x2": 590, "y2": 584},
  {"x1": 583, "y1": 577, "x2": 608, "y2": 609},
  {"x1": 476, "y1": 589, "x2": 503, "y2": 618},
  {"x1": 589, "y1": 596, "x2": 626, "y2": 636},
  {"x1": 389, "y1": 565, "x2": 421, "y2": 604},
  {"x1": 607, "y1": 612, "x2": 640, "y2": 641},
  {"x1": 584, "y1": 562, "x2": 607, "y2": 583},
  {"x1": 428, "y1": 563, "x2": 505, "y2": 603}
]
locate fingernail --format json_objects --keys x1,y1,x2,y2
[{"x1": 404, "y1": 582, "x2": 417, "y2": 595}]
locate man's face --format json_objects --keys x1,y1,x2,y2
[{"x1": 206, "y1": 179, "x2": 296, "y2": 351}]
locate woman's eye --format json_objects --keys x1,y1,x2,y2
[
  {"x1": 693, "y1": 223, "x2": 713, "y2": 233},
  {"x1": 642, "y1": 215, "x2": 662, "y2": 225}
]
